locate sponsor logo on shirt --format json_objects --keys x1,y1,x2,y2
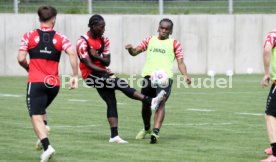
[
  {"x1": 40, "y1": 47, "x2": 52, "y2": 54},
  {"x1": 149, "y1": 48, "x2": 166, "y2": 54}
]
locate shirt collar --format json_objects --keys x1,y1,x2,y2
[{"x1": 39, "y1": 26, "x2": 53, "y2": 31}]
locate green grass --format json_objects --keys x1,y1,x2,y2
[
  {"x1": 1, "y1": 0, "x2": 276, "y2": 14},
  {"x1": 0, "y1": 74, "x2": 271, "y2": 161}
]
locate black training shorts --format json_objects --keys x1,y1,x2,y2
[
  {"x1": 141, "y1": 76, "x2": 173, "y2": 102},
  {"x1": 265, "y1": 83, "x2": 276, "y2": 117},
  {"x1": 26, "y1": 82, "x2": 59, "y2": 116}
]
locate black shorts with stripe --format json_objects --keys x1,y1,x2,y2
[
  {"x1": 265, "y1": 83, "x2": 276, "y2": 117},
  {"x1": 26, "y1": 82, "x2": 59, "y2": 116},
  {"x1": 84, "y1": 72, "x2": 136, "y2": 118},
  {"x1": 141, "y1": 76, "x2": 173, "y2": 107}
]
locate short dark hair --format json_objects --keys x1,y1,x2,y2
[
  {"x1": 88, "y1": 14, "x2": 104, "y2": 28},
  {"x1": 159, "y1": 18, "x2": 173, "y2": 30},
  {"x1": 37, "y1": 6, "x2": 57, "y2": 22}
]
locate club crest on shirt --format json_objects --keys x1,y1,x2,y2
[
  {"x1": 34, "y1": 36, "x2": 40, "y2": 43},
  {"x1": 53, "y1": 39, "x2": 57, "y2": 44}
]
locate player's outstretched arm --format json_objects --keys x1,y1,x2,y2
[
  {"x1": 17, "y1": 51, "x2": 29, "y2": 72},
  {"x1": 125, "y1": 44, "x2": 143, "y2": 56},
  {"x1": 177, "y1": 58, "x2": 191, "y2": 85}
]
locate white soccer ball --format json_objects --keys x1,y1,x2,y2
[{"x1": 151, "y1": 69, "x2": 169, "y2": 86}]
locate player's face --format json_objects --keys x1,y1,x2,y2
[
  {"x1": 158, "y1": 21, "x2": 172, "y2": 39},
  {"x1": 93, "y1": 20, "x2": 105, "y2": 37}
]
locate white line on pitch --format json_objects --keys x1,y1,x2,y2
[
  {"x1": 0, "y1": 93, "x2": 22, "y2": 97},
  {"x1": 186, "y1": 108, "x2": 215, "y2": 112},
  {"x1": 51, "y1": 125, "x2": 97, "y2": 128},
  {"x1": 23, "y1": 124, "x2": 97, "y2": 129},
  {"x1": 164, "y1": 123, "x2": 232, "y2": 126},
  {"x1": 68, "y1": 99, "x2": 88, "y2": 102},
  {"x1": 235, "y1": 112, "x2": 263, "y2": 116},
  {"x1": 117, "y1": 102, "x2": 126, "y2": 105}
]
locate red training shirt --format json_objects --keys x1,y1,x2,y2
[
  {"x1": 19, "y1": 26, "x2": 72, "y2": 86},
  {"x1": 76, "y1": 32, "x2": 110, "y2": 79}
]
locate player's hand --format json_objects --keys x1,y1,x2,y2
[
  {"x1": 90, "y1": 48, "x2": 98, "y2": 58},
  {"x1": 105, "y1": 67, "x2": 113, "y2": 75},
  {"x1": 261, "y1": 74, "x2": 270, "y2": 88},
  {"x1": 184, "y1": 75, "x2": 192, "y2": 85},
  {"x1": 125, "y1": 44, "x2": 133, "y2": 50},
  {"x1": 69, "y1": 75, "x2": 78, "y2": 90}
]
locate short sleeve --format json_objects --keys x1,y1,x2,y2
[
  {"x1": 102, "y1": 36, "x2": 110, "y2": 55},
  {"x1": 76, "y1": 38, "x2": 89, "y2": 59},
  {"x1": 138, "y1": 36, "x2": 152, "y2": 51},
  {"x1": 174, "y1": 40, "x2": 184, "y2": 60},
  {"x1": 264, "y1": 32, "x2": 276, "y2": 47}
]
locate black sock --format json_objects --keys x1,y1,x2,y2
[
  {"x1": 153, "y1": 128, "x2": 160, "y2": 135},
  {"x1": 142, "y1": 106, "x2": 152, "y2": 131},
  {"x1": 271, "y1": 143, "x2": 276, "y2": 156},
  {"x1": 44, "y1": 120, "x2": 47, "y2": 125},
  {"x1": 145, "y1": 125, "x2": 150, "y2": 131},
  {"x1": 41, "y1": 138, "x2": 50, "y2": 151},
  {"x1": 111, "y1": 127, "x2": 118, "y2": 138},
  {"x1": 142, "y1": 96, "x2": 152, "y2": 105}
]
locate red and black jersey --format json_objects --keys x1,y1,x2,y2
[
  {"x1": 76, "y1": 32, "x2": 110, "y2": 79},
  {"x1": 19, "y1": 26, "x2": 73, "y2": 85}
]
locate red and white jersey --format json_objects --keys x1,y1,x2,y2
[
  {"x1": 76, "y1": 32, "x2": 110, "y2": 79},
  {"x1": 264, "y1": 30, "x2": 276, "y2": 47},
  {"x1": 19, "y1": 26, "x2": 73, "y2": 85},
  {"x1": 138, "y1": 36, "x2": 184, "y2": 59},
  {"x1": 19, "y1": 27, "x2": 72, "y2": 52}
]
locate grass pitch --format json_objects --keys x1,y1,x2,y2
[{"x1": 0, "y1": 74, "x2": 271, "y2": 162}]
